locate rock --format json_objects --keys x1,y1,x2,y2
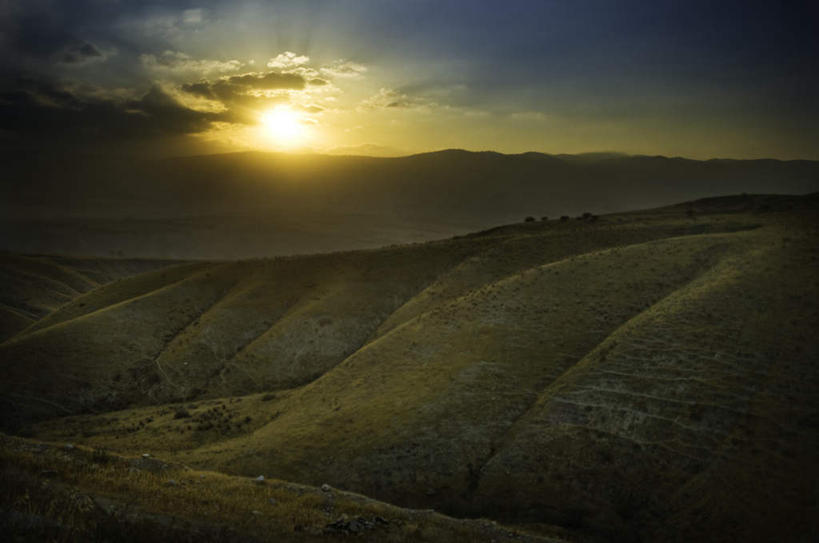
[
  {"x1": 320, "y1": 483, "x2": 331, "y2": 492},
  {"x1": 252, "y1": 510, "x2": 262, "y2": 516},
  {"x1": 268, "y1": 498, "x2": 277, "y2": 505},
  {"x1": 40, "y1": 469, "x2": 58, "y2": 478},
  {"x1": 164, "y1": 479, "x2": 178, "y2": 487},
  {"x1": 254, "y1": 475, "x2": 265, "y2": 484},
  {"x1": 142, "y1": 453, "x2": 151, "y2": 458},
  {"x1": 65, "y1": 443, "x2": 75, "y2": 450}
]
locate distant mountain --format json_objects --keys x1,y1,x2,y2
[{"x1": 1, "y1": 149, "x2": 817, "y2": 259}]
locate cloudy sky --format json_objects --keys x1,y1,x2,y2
[{"x1": 1, "y1": 0, "x2": 817, "y2": 159}]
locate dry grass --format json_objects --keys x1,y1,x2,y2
[
  {"x1": 3, "y1": 193, "x2": 818, "y2": 541},
  {"x1": 0, "y1": 434, "x2": 561, "y2": 542}
]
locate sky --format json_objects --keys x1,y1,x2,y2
[{"x1": 0, "y1": 0, "x2": 817, "y2": 159}]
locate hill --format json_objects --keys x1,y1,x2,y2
[
  {"x1": 1, "y1": 193, "x2": 817, "y2": 541},
  {"x1": 1, "y1": 150, "x2": 817, "y2": 259},
  {"x1": 0, "y1": 254, "x2": 177, "y2": 341}
]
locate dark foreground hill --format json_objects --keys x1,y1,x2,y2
[
  {"x1": 1, "y1": 193, "x2": 818, "y2": 541},
  {"x1": 2, "y1": 149, "x2": 818, "y2": 259}
]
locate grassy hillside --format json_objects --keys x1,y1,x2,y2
[
  {"x1": 0, "y1": 434, "x2": 557, "y2": 542},
  {"x1": 2, "y1": 193, "x2": 817, "y2": 541},
  {"x1": 0, "y1": 254, "x2": 177, "y2": 341}
]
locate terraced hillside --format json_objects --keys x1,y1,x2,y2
[{"x1": 2, "y1": 193, "x2": 818, "y2": 541}]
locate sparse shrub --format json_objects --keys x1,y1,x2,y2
[
  {"x1": 560, "y1": 215, "x2": 569, "y2": 222},
  {"x1": 174, "y1": 408, "x2": 191, "y2": 419},
  {"x1": 582, "y1": 212, "x2": 592, "y2": 219},
  {"x1": 261, "y1": 393, "x2": 276, "y2": 402},
  {"x1": 541, "y1": 216, "x2": 548, "y2": 221},
  {"x1": 524, "y1": 216, "x2": 535, "y2": 222}
]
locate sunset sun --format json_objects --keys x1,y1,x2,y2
[{"x1": 259, "y1": 106, "x2": 308, "y2": 148}]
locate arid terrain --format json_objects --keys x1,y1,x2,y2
[{"x1": 1, "y1": 192, "x2": 817, "y2": 542}]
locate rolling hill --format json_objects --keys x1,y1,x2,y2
[{"x1": 1, "y1": 193, "x2": 817, "y2": 541}]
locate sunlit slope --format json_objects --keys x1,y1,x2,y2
[
  {"x1": 1, "y1": 212, "x2": 760, "y2": 430},
  {"x1": 474, "y1": 227, "x2": 819, "y2": 541},
  {"x1": 0, "y1": 242, "x2": 488, "y2": 429},
  {"x1": 19, "y1": 196, "x2": 819, "y2": 541},
  {"x1": 183, "y1": 232, "x2": 753, "y2": 495},
  {"x1": 0, "y1": 254, "x2": 176, "y2": 340}
]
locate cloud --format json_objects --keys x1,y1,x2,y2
[
  {"x1": 56, "y1": 40, "x2": 103, "y2": 64},
  {"x1": 266, "y1": 51, "x2": 310, "y2": 70},
  {"x1": 300, "y1": 104, "x2": 325, "y2": 114},
  {"x1": 178, "y1": 70, "x2": 309, "y2": 123},
  {"x1": 140, "y1": 51, "x2": 244, "y2": 76},
  {"x1": 320, "y1": 60, "x2": 367, "y2": 78},
  {"x1": 360, "y1": 88, "x2": 434, "y2": 110},
  {"x1": 182, "y1": 9, "x2": 204, "y2": 25},
  {"x1": 509, "y1": 111, "x2": 549, "y2": 121},
  {"x1": 0, "y1": 75, "x2": 227, "y2": 147},
  {"x1": 181, "y1": 71, "x2": 306, "y2": 102}
]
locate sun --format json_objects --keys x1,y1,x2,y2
[{"x1": 259, "y1": 106, "x2": 309, "y2": 148}]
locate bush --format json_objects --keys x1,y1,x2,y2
[
  {"x1": 524, "y1": 216, "x2": 535, "y2": 222},
  {"x1": 541, "y1": 216, "x2": 548, "y2": 221},
  {"x1": 174, "y1": 408, "x2": 191, "y2": 419},
  {"x1": 560, "y1": 215, "x2": 569, "y2": 222}
]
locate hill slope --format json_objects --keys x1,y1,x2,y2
[
  {"x1": 0, "y1": 254, "x2": 177, "y2": 341},
  {"x1": 1, "y1": 193, "x2": 818, "y2": 541}
]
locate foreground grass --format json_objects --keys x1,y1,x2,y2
[{"x1": 0, "y1": 434, "x2": 564, "y2": 542}]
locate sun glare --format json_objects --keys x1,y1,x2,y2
[{"x1": 259, "y1": 106, "x2": 309, "y2": 148}]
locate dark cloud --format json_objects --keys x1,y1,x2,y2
[
  {"x1": 57, "y1": 40, "x2": 103, "y2": 64},
  {"x1": 0, "y1": 74, "x2": 226, "y2": 148},
  {"x1": 181, "y1": 71, "x2": 305, "y2": 102}
]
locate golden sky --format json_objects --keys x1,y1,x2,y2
[{"x1": 1, "y1": 1, "x2": 817, "y2": 159}]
